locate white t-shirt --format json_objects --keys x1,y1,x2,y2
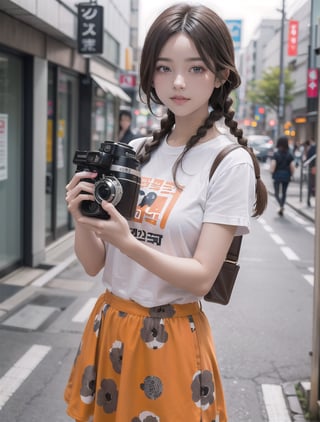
[{"x1": 101, "y1": 134, "x2": 256, "y2": 307}]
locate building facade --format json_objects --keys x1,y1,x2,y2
[
  {"x1": 238, "y1": 0, "x2": 320, "y2": 143},
  {"x1": 0, "y1": 0, "x2": 139, "y2": 278}
]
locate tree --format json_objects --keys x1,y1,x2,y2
[{"x1": 247, "y1": 66, "x2": 295, "y2": 112}]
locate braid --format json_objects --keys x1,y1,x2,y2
[
  {"x1": 210, "y1": 85, "x2": 268, "y2": 216},
  {"x1": 136, "y1": 110, "x2": 175, "y2": 165}
]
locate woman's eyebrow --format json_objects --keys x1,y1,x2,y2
[{"x1": 156, "y1": 57, "x2": 203, "y2": 62}]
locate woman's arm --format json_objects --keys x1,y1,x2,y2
[
  {"x1": 78, "y1": 201, "x2": 237, "y2": 296},
  {"x1": 289, "y1": 160, "x2": 295, "y2": 177},
  {"x1": 65, "y1": 171, "x2": 106, "y2": 276},
  {"x1": 270, "y1": 159, "x2": 276, "y2": 173}
]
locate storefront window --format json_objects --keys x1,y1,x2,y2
[
  {"x1": 0, "y1": 52, "x2": 23, "y2": 274},
  {"x1": 46, "y1": 68, "x2": 78, "y2": 241},
  {"x1": 92, "y1": 84, "x2": 115, "y2": 149}
]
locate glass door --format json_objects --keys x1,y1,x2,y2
[
  {"x1": 0, "y1": 51, "x2": 23, "y2": 275},
  {"x1": 46, "y1": 67, "x2": 78, "y2": 242}
]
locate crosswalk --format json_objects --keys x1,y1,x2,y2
[{"x1": 0, "y1": 345, "x2": 51, "y2": 411}]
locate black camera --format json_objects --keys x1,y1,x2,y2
[{"x1": 73, "y1": 141, "x2": 141, "y2": 220}]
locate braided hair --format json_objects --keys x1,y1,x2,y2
[{"x1": 138, "y1": 3, "x2": 267, "y2": 217}]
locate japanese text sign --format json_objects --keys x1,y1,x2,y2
[
  {"x1": 307, "y1": 68, "x2": 318, "y2": 98},
  {"x1": 288, "y1": 20, "x2": 298, "y2": 56},
  {"x1": 77, "y1": 3, "x2": 104, "y2": 55}
]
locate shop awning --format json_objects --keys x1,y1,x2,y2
[{"x1": 91, "y1": 74, "x2": 131, "y2": 103}]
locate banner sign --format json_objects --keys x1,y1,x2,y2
[
  {"x1": 307, "y1": 68, "x2": 318, "y2": 98},
  {"x1": 78, "y1": 3, "x2": 104, "y2": 54},
  {"x1": 225, "y1": 20, "x2": 242, "y2": 50},
  {"x1": 288, "y1": 20, "x2": 298, "y2": 56}
]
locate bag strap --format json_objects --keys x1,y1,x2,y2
[
  {"x1": 209, "y1": 143, "x2": 243, "y2": 179},
  {"x1": 209, "y1": 143, "x2": 243, "y2": 263}
]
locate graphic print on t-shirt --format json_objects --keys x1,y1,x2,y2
[{"x1": 134, "y1": 177, "x2": 181, "y2": 229}]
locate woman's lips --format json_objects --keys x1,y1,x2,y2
[{"x1": 170, "y1": 96, "x2": 190, "y2": 105}]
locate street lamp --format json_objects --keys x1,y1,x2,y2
[{"x1": 277, "y1": 0, "x2": 285, "y2": 139}]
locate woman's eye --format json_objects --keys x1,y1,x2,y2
[
  {"x1": 191, "y1": 66, "x2": 205, "y2": 73},
  {"x1": 156, "y1": 65, "x2": 171, "y2": 73}
]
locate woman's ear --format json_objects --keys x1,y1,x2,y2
[{"x1": 215, "y1": 69, "x2": 230, "y2": 88}]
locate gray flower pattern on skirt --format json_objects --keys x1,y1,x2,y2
[
  {"x1": 97, "y1": 378, "x2": 118, "y2": 413},
  {"x1": 140, "y1": 376, "x2": 163, "y2": 400},
  {"x1": 80, "y1": 365, "x2": 96, "y2": 404},
  {"x1": 140, "y1": 317, "x2": 168, "y2": 349},
  {"x1": 191, "y1": 370, "x2": 215, "y2": 410}
]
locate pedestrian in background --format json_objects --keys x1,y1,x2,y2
[
  {"x1": 118, "y1": 109, "x2": 136, "y2": 143},
  {"x1": 306, "y1": 138, "x2": 316, "y2": 207},
  {"x1": 270, "y1": 135, "x2": 295, "y2": 216},
  {"x1": 64, "y1": 3, "x2": 267, "y2": 421}
]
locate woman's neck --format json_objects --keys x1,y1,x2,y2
[{"x1": 167, "y1": 125, "x2": 220, "y2": 147}]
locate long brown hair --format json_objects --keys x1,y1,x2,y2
[{"x1": 138, "y1": 3, "x2": 267, "y2": 216}]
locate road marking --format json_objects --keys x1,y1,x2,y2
[
  {"x1": 270, "y1": 233, "x2": 285, "y2": 245},
  {"x1": 258, "y1": 218, "x2": 266, "y2": 225},
  {"x1": 72, "y1": 297, "x2": 97, "y2": 323},
  {"x1": 31, "y1": 254, "x2": 76, "y2": 287},
  {"x1": 280, "y1": 246, "x2": 299, "y2": 261},
  {"x1": 303, "y1": 274, "x2": 314, "y2": 286},
  {"x1": 263, "y1": 224, "x2": 274, "y2": 233},
  {"x1": 0, "y1": 344, "x2": 51, "y2": 410},
  {"x1": 262, "y1": 384, "x2": 292, "y2": 422},
  {"x1": 306, "y1": 226, "x2": 315, "y2": 235}
]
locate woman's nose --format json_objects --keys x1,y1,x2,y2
[{"x1": 173, "y1": 74, "x2": 186, "y2": 90}]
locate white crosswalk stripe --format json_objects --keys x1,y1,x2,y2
[{"x1": 0, "y1": 344, "x2": 51, "y2": 410}]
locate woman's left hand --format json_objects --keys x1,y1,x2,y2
[{"x1": 78, "y1": 201, "x2": 132, "y2": 251}]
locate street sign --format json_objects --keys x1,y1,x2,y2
[
  {"x1": 288, "y1": 20, "x2": 299, "y2": 56},
  {"x1": 307, "y1": 68, "x2": 318, "y2": 98},
  {"x1": 77, "y1": 3, "x2": 104, "y2": 55},
  {"x1": 225, "y1": 20, "x2": 242, "y2": 50}
]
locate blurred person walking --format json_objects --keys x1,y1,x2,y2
[
  {"x1": 306, "y1": 138, "x2": 316, "y2": 207},
  {"x1": 118, "y1": 109, "x2": 136, "y2": 143},
  {"x1": 270, "y1": 135, "x2": 295, "y2": 216}
]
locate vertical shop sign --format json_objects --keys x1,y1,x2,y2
[
  {"x1": 0, "y1": 114, "x2": 8, "y2": 182},
  {"x1": 225, "y1": 20, "x2": 242, "y2": 50},
  {"x1": 307, "y1": 68, "x2": 319, "y2": 98},
  {"x1": 288, "y1": 20, "x2": 299, "y2": 56},
  {"x1": 119, "y1": 73, "x2": 137, "y2": 89},
  {"x1": 77, "y1": 3, "x2": 104, "y2": 54}
]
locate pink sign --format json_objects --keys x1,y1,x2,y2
[{"x1": 307, "y1": 68, "x2": 318, "y2": 98}]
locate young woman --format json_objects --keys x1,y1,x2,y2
[
  {"x1": 270, "y1": 135, "x2": 295, "y2": 216},
  {"x1": 64, "y1": 3, "x2": 267, "y2": 421}
]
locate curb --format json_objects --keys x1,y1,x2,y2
[{"x1": 283, "y1": 382, "x2": 309, "y2": 421}]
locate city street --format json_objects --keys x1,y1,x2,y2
[{"x1": 0, "y1": 165, "x2": 315, "y2": 422}]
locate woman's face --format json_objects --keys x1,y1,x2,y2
[
  {"x1": 153, "y1": 33, "x2": 220, "y2": 119},
  {"x1": 120, "y1": 114, "x2": 131, "y2": 131}
]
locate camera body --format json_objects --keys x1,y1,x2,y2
[{"x1": 73, "y1": 141, "x2": 141, "y2": 220}]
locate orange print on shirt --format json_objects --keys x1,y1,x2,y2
[{"x1": 134, "y1": 177, "x2": 182, "y2": 229}]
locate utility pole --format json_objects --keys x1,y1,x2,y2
[
  {"x1": 310, "y1": 92, "x2": 320, "y2": 419},
  {"x1": 309, "y1": 0, "x2": 320, "y2": 416},
  {"x1": 277, "y1": 0, "x2": 285, "y2": 139}
]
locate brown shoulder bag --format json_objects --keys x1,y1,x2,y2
[{"x1": 204, "y1": 144, "x2": 243, "y2": 305}]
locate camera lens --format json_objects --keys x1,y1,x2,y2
[{"x1": 94, "y1": 177, "x2": 123, "y2": 206}]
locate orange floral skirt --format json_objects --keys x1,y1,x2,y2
[{"x1": 64, "y1": 290, "x2": 227, "y2": 421}]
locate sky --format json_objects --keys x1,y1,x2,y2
[{"x1": 138, "y1": 0, "x2": 301, "y2": 49}]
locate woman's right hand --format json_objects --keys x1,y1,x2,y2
[{"x1": 65, "y1": 171, "x2": 97, "y2": 223}]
